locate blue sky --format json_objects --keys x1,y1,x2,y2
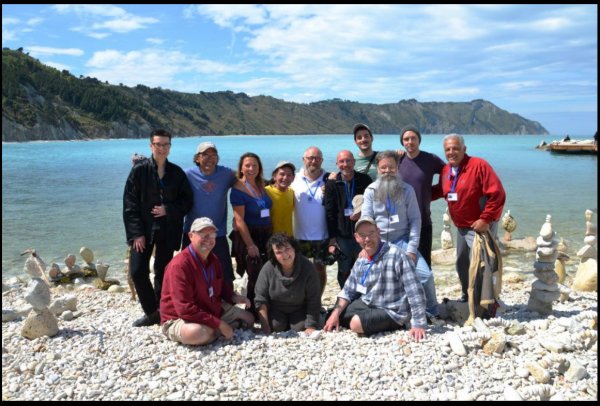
[{"x1": 2, "y1": 4, "x2": 597, "y2": 135}]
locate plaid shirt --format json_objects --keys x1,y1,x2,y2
[{"x1": 339, "y1": 242, "x2": 427, "y2": 328}]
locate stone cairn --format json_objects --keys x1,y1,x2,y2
[
  {"x1": 20, "y1": 250, "x2": 59, "y2": 339},
  {"x1": 80, "y1": 246, "x2": 97, "y2": 277},
  {"x1": 572, "y1": 209, "x2": 597, "y2": 292},
  {"x1": 441, "y1": 208, "x2": 454, "y2": 250},
  {"x1": 527, "y1": 215, "x2": 560, "y2": 315}
]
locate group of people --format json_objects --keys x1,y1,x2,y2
[{"x1": 123, "y1": 125, "x2": 506, "y2": 346}]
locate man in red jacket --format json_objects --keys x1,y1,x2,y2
[
  {"x1": 433, "y1": 134, "x2": 506, "y2": 302},
  {"x1": 160, "y1": 217, "x2": 254, "y2": 345}
]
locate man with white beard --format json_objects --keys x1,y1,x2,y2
[{"x1": 362, "y1": 150, "x2": 439, "y2": 319}]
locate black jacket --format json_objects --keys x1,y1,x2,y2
[
  {"x1": 123, "y1": 156, "x2": 193, "y2": 250},
  {"x1": 324, "y1": 171, "x2": 372, "y2": 239}
]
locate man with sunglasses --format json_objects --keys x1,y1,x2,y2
[{"x1": 123, "y1": 129, "x2": 193, "y2": 327}]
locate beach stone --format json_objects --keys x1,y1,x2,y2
[
  {"x1": 107, "y1": 285, "x2": 126, "y2": 293},
  {"x1": 2, "y1": 309, "x2": 19, "y2": 322},
  {"x1": 447, "y1": 332, "x2": 467, "y2": 356},
  {"x1": 24, "y1": 278, "x2": 51, "y2": 310},
  {"x1": 565, "y1": 360, "x2": 587, "y2": 382},
  {"x1": 576, "y1": 245, "x2": 597, "y2": 259},
  {"x1": 21, "y1": 308, "x2": 59, "y2": 339},
  {"x1": 525, "y1": 362, "x2": 551, "y2": 384},
  {"x1": 554, "y1": 260, "x2": 567, "y2": 284},
  {"x1": 49, "y1": 295, "x2": 77, "y2": 316},
  {"x1": 539, "y1": 215, "x2": 554, "y2": 240},
  {"x1": 505, "y1": 321, "x2": 525, "y2": 336},
  {"x1": 536, "y1": 236, "x2": 555, "y2": 247},
  {"x1": 530, "y1": 289, "x2": 560, "y2": 303},
  {"x1": 61, "y1": 310, "x2": 74, "y2": 321},
  {"x1": 502, "y1": 237, "x2": 537, "y2": 251},
  {"x1": 527, "y1": 297, "x2": 553, "y2": 315},
  {"x1": 533, "y1": 270, "x2": 559, "y2": 285},
  {"x1": 504, "y1": 386, "x2": 523, "y2": 401},
  {"x1": 572, "y1": 259, "x2": 597, "y2": 292},
  {"x1": 483, "y1": 332, "x2": 506, "y2": 355},
  {"x1": 439, "y1": 300, "x2": 470, "y2": 324},
  {"x1": 583, "y1": 235, "x2": 596, "y2": 246},
  {"x1": 79, "y1": 247, "x2": 94, "y2": 264},
  {"x1": 533, "y1": 261, "x2": 556, "y2": 272},
  {"x1": 532, "y1": 280, "x2": 559, "y2": 292},
  {"x1": 431, "y1": 248, "x2": 456, "y2": 265},
  {"x1": 96, "y1": 263, "x2": 109, "y2": 281}
]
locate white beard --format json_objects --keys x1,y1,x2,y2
[{"x1": 374, "y1": 173, "x2": 404, "y2": 203}]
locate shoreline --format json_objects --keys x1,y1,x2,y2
[{"x1": 2, "y1": 266, "x2": 597, "y2": 401}]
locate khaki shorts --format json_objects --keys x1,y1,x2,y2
[{"x1": 162, "y1": 301, "x2": 245, "y2": 343}]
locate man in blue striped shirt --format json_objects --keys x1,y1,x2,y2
[{"x1": 324, "y1": 216, "x2": 427, "y2": 341}]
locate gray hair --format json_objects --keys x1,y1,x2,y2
[
  {"x1": 443, "y1": 133, "x2": 465, "y2": 148},
  {"x1": 375, "y1": 150, "x2": 400, "y2": 165}
]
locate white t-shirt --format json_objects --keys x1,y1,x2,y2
[{"x1": 291, "y1": 170, "x2": 328, "y2": 240}]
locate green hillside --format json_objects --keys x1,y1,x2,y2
[{"x1": 2, "y1": 48, "x2": 548, "y2": 142}]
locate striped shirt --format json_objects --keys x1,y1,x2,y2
[{"x1": 339, "y1": 242, "x2": 427, "y2": 328}]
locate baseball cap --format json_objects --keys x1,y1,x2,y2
[
  {"x1": 196, "y1": 141, "x2": 218, "y2": 154},
  {"x1": 355, "y1": 216, "x2": 377, "y2": 230},
  {"x1": 272, "y1": 160, "x2": 296, "y2": 174},
  {"x1": 190, "y1": 217, "x2": 218, "y2": 233},
  {"x1": 353, "y1": 123, "x2": 373, "y2": 140}
]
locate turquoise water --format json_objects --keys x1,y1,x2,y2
[{"x1": 2, "y1": 134, "x2": 597, "y2": 281}]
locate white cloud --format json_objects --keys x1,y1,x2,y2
[
  {"x1": 26, "y1": 17, "x2": 43, "y2": 26},
  {"x1": 44, "y1": 61, "x2": 72, "y2": 72},
  {"x1": 85, "y1": 49, "x2": 243, "y2": 89},
  {"x1": 146, "y1": 37, "x2": 164, "y2": 45},
  {"x1": 531, "y1": 17, "x2": 571, "y2": 32},
  {"x1": 26, "y1": 46, "x2": 84, "y2": 56},
  {"x1": 52, "y1": 4, "x2": 158, "y2": 37}
]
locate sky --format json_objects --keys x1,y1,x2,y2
[{"x1": 2, "y1": 4, "x2": 597, "y2": 135}]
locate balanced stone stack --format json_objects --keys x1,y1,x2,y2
[
  {"x1": 441, "y1": 208, "x2": 454, "y2": 249},
  {"x1": 527, "y1": 215, "x2": 560, "y2": 315},
  {"x1": 80, "y1": 246, "x2": 97, "y2": 277},
  {"x1": 21, "y1": 278, "x2": 59, "y2": 339},
  {"x1": 572, "y1": 209, "x2": 597, "y2": 292}
]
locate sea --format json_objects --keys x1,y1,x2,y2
[{"x1": 2, "y1": 134, "x2": 597, "y2": 283}]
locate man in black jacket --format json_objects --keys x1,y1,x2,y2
[
  {"x1": 324, "y1": 150, "x2": 372, "y2": 288},
  {"x1": 123, "y1": 129, "x2": 193, "y2": 327}
]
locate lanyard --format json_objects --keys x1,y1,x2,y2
[
  {"x1": 244, "y1": 180, "x2": 266, "y2": 209},
  {"x1": 158, "y1": 178, "x2": 166, "y2": 203},
  {"x1": 344, "y1": 178, "x2": 355, "y2": 209},
  {"x1": 188, "y1": 246, "x2": 214, "y2": 295},
  {"x1": 360, "y1": 242, "x2": 383, "y2": 285},
  {"x1": 448, "y1": 167, "x2": 460, "y2": 193},
  {"x1": 386, "y1": 197, "x2": 397, "y2": 215},
  {"x1": 303, "y1": 177, "x2": 321, "y2": 200}
]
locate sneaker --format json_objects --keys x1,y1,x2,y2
[{"x1": 132, "y1": 310, "x2": 160, "y2": 327}]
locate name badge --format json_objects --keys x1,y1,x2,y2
[
  {"x1": 208, "y1": 287, "x2": 214, "y2": 297},
  {"x1": 390, "y1": 214, "x2": 399, "y2": 223},
  {"x1": 344, "y1": 208, "x2": 353, "y2": 217},
  {"x1": 448, "y1": 193, "x2": 458, "y2": 201},
  {"x1": 356, "y1": 284, "x2": 367, "y2": 294},
  {"x1": 261, "y1": 208, "x2": 270, "y2": 218}
]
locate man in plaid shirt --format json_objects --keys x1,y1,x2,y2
[{"x1": 324, "y1": 216, "x2": 427, "y2": 341}]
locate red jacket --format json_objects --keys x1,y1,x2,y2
[
  {"x1": 433, "y1": 154, "x2": 505, "y2": 228},
  {"x1": 160, "y1": 246, "x2": 233, "y2": 330}
]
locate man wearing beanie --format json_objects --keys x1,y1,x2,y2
[
  {"x1": 398, "y1": 126, "x2": 445, "y2": 269},
  {"x1": 353, "y1": 123, "x2": 379, "y2": 180}
]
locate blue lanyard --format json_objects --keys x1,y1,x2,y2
[
  {"x1": 244, "y1": 180, "x2": 266, "y2": 209},
  {"x1": 386, "y1": 197, "x2": 397, "y2": 215},
  {"x1": 188, "y1": 246, "x2": 214, "y2": 294},
  {"x1": 360, "y1": 242, "x2": 383, "y2": 285},
  {"x1": 344, "y1": 178, "x2": 355, "y2": 208},
  {"x1": 303, "y1": 177, "x2": 321, "y2": 200},
  {"x1": 448, "y1": 167, "x2": 460, "y2": 193},
  {"x1": 158, "y1": 178, "x2": 166, "y2": 203}
]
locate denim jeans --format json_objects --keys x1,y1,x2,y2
[{"x1": 391, "y1": 238, "x2": 439, "y2": 316}]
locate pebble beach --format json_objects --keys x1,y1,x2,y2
[{"x1": 2, "y1": 266, "x2": 597, "y2": 401}]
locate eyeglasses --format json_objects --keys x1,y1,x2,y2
[
  {"x1": 304, "y1": 156, "x2": 322, "y2": 161},
  {"x1": 152, "y1": 142, "x2": 171, "y2": 148},
  {"x1": 356, "y1": 231, "x2": 377, "y2": 240},
  {"x1": 194, "y1": 231, "x2": 217, "y2": 239}
]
